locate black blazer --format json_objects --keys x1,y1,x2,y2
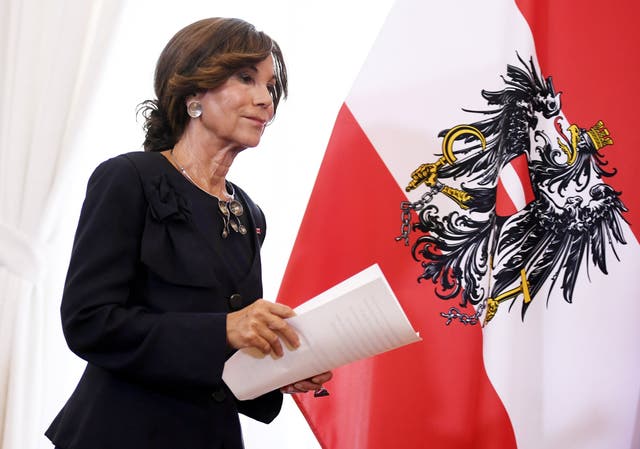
[{"x1": 46, "y1": 152, "x2": 282, "y2": 449}]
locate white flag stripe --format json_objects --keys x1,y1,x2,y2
[
  {"x1": 483, "y1": 235, "x2": 640, "y2": 449},
  {"x1": 345, "y1": 0, "x2": 535, "y2": 202},
  {"x1": 499, "y1": 161, "x2": 528, "y2": 211}
]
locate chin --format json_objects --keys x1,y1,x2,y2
[
  {"x1": 232, "y1": 143, "x2": 257, "y2": 152},
  {"x1": 238, "y1": 140, "x2": 259, "y2": 149},
  {"x1": 241, "y1": 136, "x2": 263, "y2": 149}
]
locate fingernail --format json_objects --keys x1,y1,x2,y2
[{"x1": 314, "y1": 388, "x2": 330, "y2": 398}]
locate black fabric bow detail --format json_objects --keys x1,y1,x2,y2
[{"x1": 146, "y1": 174, "x2": 190, "y2": 223}]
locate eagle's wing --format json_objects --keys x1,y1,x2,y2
[
  {"x1": 492, "y1": 184, "x2": 628, "y2": 318},
  {"x1": 437, "y1": 103, "x2": 532, "y2": 185},
  {"x1": 559, "y1": 184, "x2": 627, "y2": 302},
  {"x1": 491, "y1": 196, "x2": 560, "y2": 304},
  {"x1": 412, "y1": 211, "x2": 494, "y2": 307},
  {"x1": 585, "y1": 184, "x2": 628, "y2": 272}
]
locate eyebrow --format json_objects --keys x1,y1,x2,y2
[{"x1": 247, "y1": 65, "x2": 276, "y2": 83}]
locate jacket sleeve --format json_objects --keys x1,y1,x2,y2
[
  {"x1": 236, "y1": 389, "x2": 283, "y2": 423},
  {"x1": 60, "y1": 155, "x2": 229, "y2": 388}
]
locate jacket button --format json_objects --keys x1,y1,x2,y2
[
  {"x1": 211, "y1": 388, "x2": 227, "y2": 402},
  {"x1": 229, "y1": 293, "x2": 243, "y2": 310}
]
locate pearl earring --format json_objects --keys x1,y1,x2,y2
[{"x1": 187, "y1": 101, "x2": 202, "y2": 118}]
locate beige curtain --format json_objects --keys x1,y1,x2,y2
[{"x1": 0, "y1": 1, "x2": 123, "y2": 448}]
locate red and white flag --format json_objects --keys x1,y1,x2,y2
[{"x1": 277, "y1": 1, "x2": 640, "y2": 448}]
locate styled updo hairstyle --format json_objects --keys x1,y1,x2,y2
[{"x1": 139, "y1": 18, "x2": 288, "y2": 152}]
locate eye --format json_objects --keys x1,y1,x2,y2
[{"x1": 236, "y1": 72, "x2": 254, "y2": 83}]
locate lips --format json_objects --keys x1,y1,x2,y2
[{"x1": 244, "y1": 116, "x2": 268, "y2": 126}]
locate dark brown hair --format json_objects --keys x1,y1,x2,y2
[{"x1": 138, "y1": 17, "x2": 288, "y2": 152}]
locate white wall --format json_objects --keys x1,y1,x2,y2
[{"x1": 49, "y1": 1, "x2": 394, "y2": 448}]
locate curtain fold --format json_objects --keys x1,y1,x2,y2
[{"x1": 0, "y1": 1, "x2": 123, "y2": 448}]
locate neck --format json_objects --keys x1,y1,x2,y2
[{"x1": 168, "y1": 132, "x2": 241, "y2": 199}]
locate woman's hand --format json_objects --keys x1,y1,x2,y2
[
  {"x1": 226, "y1": 299, "x2": 300, "y2": 357},
  {"x1": 280, "y1": 371, "x2": 333, "y2": 395}
]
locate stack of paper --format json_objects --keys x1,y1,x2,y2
[{"x1": 222, "y1": 263, "x2": 421, "y2": 400}]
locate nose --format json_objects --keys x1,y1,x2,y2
[{"x1": 254, "y1": 85, "x2": 274, "y2": 109}]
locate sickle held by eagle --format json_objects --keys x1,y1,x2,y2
[
  {"x1": 441, "y1": 124, "x2": 487, "y2": 164},
  {"x1": 406, "y1": 124, "x2": 487, "y2": 193}
]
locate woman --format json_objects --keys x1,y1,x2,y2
[{"x1": 46, "y1": 17, "x2": 331, "y2": 449}]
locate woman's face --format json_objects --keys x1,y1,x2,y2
[{"x1": 194, "y1": 57, "x2": 276, "y2": 150}]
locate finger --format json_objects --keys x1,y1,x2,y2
[
  {"x1": 227, "y1": 309, "x2": 272, "y2": 353},
  {"x1": 245, "y1": 324, "x2": 284, "y2": 357},
  {"x1": 264, "y1": 301, "x2": 296, "y2": 319},
  {"x1": 250, "y1": 301, "x2": 296, "y2": 330},
  {"x1": 244, "y1": 332, "x2": 272, "y2": 355},
  {"x1": 280, "y1": 383, "x2": 306, "y2": 394},
  {"x1": 227, "y1": 300, "x2": 298, "y2": 355},
  {"x1": 292, "y1": 372, "x2": 333, "y2": 392},
  {"x1": 263, "y1": 328, "x2": 285, "y2": 357},
  {"x1": 293, "y1": 380, "x2": 324, "y2": 392},
  {"x1": 311, "y1": 371, "x2": 333, "y2": 384},
  {"x1": 266, "y1": 317, "x2": 300, "y2": 350}
]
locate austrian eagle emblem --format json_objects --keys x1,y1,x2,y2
[{"x1": 396, "y1": 54, "x2": 628, "y2": 326}]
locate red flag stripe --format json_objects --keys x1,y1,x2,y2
[{"x1": 278, "y1": 104, "x2": 516, "y2": 449}]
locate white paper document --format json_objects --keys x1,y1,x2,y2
[{"x1": 222, "y1": 264, "x2": 422, "y2": 400}]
